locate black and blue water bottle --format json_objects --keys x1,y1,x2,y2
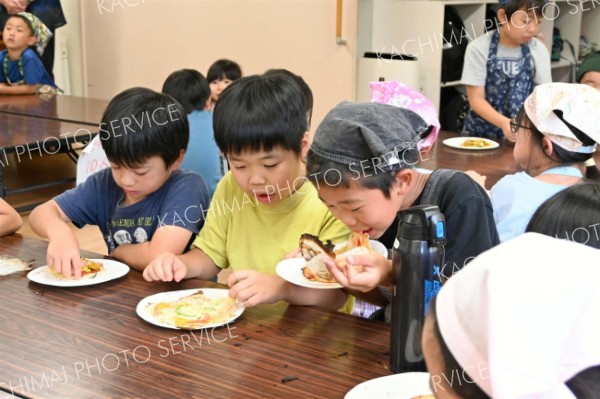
[{"x1": 390, "y1": 205, "x2": 446, "y2": 373}]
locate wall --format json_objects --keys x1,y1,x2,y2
[
  {"x1": 78, "y1": 0, "x2": 358, "y2": 133},
  {"x1": 54, "y1": 0, "x2": 86, "y2": 96}
]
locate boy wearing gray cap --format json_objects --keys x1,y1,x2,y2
[{"x1": 306, "y1": 102, "x2": 499, "y2": 311}]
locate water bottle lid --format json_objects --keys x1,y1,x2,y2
[{"x1": 396, "y1": 205, "x2": 446, "y2": 244}]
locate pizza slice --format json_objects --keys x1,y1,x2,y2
[
  {"x1": 48, "y1": 258, "x2": 104, "y2": 279},
  {"x1": 299, "y1": 232, "x2": 373, "y2": 283}
]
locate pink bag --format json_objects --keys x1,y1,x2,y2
[{"x1": 370, "y1": 81, "x2": 440, "y2": 152}]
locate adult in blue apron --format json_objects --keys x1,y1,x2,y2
[{"x1": 462, "y1": 31, "x2": 534, "y2": 140}]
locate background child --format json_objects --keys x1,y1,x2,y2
[
  {"x1": 423, "y1": 233, "x2": 600, "y2": 398},
  {"x1": 305, "y1": 101, "x2": 499, "y2": 320},
  {"x1": 143, "y1": 73, "x2": 351, "y2": 310},
  {"x1": 0, "y1": 198, "x2": 21, "y2": 236},
  {"x1": 0, "y1": 12, "x2": 58, "y2": 95},
  {"x1": 577, "y1": 51, "x2": 600, "y2": 91},
  {"x1": 490, "y1": 83, "x2": 600, "y2": 242},
  {"x1": 162, "y1": 68, "x2": 223, "y2": 196},
  {"x1": 206, "y1": 58, "x2": 242, "y2": 110},
  {"x1": 29, "y1": 87, "x2": 210, "y2": 277},
  {"x1": 461, "y1": 0, "x2": 551, "y2": 141},
  {"x1": 526, "y1": 181, "x2": 600, "y2": 249}
]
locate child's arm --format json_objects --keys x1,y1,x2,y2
[
  {"x1": 143, "y1": 247, "x2": 221, "y2": 282},
  {"x1": 0, "y1": 83, "x2": 38, "y2": 95},
  {"x1": 29, "y1": 200, "x2": 85, "y2": 278},
  {"x1": 0, "y1": 198, "x2": 22, "y2": 236},
  {"x1": 466, "y1": 85, "x2": 515, "y2": 142},
  {"x1": 227, "y1": 270, "x2": 349, "y2": 310},
  {"x1": 110, "y1": 225, "x2": 195, "y2": 271}
]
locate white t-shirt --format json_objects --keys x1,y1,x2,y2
[{"x1": 461, "y1": 32, "x2": 552, "y2": 87}]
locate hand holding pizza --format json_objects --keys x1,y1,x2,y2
[
  {"x1": 46, "y1": 234, "x2": 85, "y2": 279},
  {"x1": 325, "y1": 253, "x2": 392, "y2": 292}
]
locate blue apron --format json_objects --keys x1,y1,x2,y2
[{"x1": 462, "y1": 31, "x2": 534, "y2": 139}]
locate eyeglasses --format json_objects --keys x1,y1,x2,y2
[{"x1": 509, "y1": 117, "x2": 531, "y2": 134}]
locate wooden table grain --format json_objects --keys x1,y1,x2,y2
[
  {"x1": 0, "y1": 95, "x2": 107, "y2": 126},
  {"x1": 0, "y1": 235, "x2": 391, "y2": 399},
  {"x1": 420, "y1": 131, "x2": 522, "y2": 189}
]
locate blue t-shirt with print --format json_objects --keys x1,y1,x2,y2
[
  {"x1": 55, "y1": 168, "x2": 210, "y2": 252},
  {"x1": 0, "y1": 48, "x2": 56, "y2": 86}
]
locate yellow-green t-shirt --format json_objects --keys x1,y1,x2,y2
[{"x1": 194, "y1": 172, "x2": 351, "y2": 274}]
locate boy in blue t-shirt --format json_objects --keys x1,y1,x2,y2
[
  {"x1": 0, "y1": 12, "x2": 57, "y2": 94},
  {"x1": 29, "y1": 88, "x2": 210, "y2": 277}
]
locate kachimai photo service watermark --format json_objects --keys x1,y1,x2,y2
[
  {"x1": 0, "y1": 104, "x2": 180, "y2": 168},
  {"x1": 431, "y1": 361, "x2": 490, "y2": 393},
  {"x1": 0, "y1": 325, "x2": 238, "y2": 397},
  {"x1": 97, "y1": 0, "x2": 145, "y2": 15},
  {"x1": 374, "y1": 0, "x2": 599, "y2": 64}
]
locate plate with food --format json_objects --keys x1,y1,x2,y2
[
  {"x1": 137, "y1": 288, "x2": 245, "y2": 330},
  {"x1": 276, "y1": 232, "x2": 388, "y2": 289},
  {"x1": 27, "y1": 258, "x2": 129, "y2": 287},
  {"x1": 443, "y1": 136, "x2": 499, "y2": 150},
  {"x1": 345, "y1": 372, "x2": 433, "y2": 399}
]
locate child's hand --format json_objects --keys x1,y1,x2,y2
[
  {"x1": 325, "y1": 253, "x2": 392, "y2": 292},
  {"x1": 46, "y1": 235, "x2": 85, "y2": 279},
  {"x1": 501, "y1": 117, "x2": 517, "y2": 143},
  {"x1": 227, "y1": 270, "x2": 286, "y2": 308},
  {"x1": 143, "y1": 252, "x2": 188, "y2": 282}
]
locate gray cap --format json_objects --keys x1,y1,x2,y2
[{"x1": 311, "y1": 101, "x2": 431, "y2": 170}]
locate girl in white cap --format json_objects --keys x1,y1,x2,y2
[
  {"x1": 490, "y1": 82, "x2": 600, "y2": 242},
  {"x1": 422, "y1": 233, "x2": 600, "y2": 399}
]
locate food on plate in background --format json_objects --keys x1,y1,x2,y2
[{"x1": 462, "y1": 138, "x2": 492, "y2": 148}]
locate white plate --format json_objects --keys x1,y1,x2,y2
[
  {"x1": 136, "y1": 288, "x2": 245, "y2": 330},
  {"x1": 276, "y1": 240, "x2": 388, "y2": 289},
  {"x1": 442, "y1": 136, "x2": 499, "y2": 150},
  {"x1": 345, "y1": 372, "x2": 432, "y2": 399},
  {"x1": 27, "y1": 259, "x2": 129, "y2": 287}
]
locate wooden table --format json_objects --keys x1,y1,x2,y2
[
  {"x1": 420, "y1": 131, "x2": 522, "y2": 189},
  {"x1": 0, "y1": 95, "x2": 107, "y2": 126},
  {"x1": 0, "y1": 113, "x2": 98, "y2": 210},
  {"x1": 0, "y1": 235, "x2": 392, "y2": 399}
]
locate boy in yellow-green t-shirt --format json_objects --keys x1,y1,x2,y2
[{"x1": 144, "y1": 72, "x2": 350, "y2": 310}]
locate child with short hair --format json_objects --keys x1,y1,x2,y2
[
  {"x1": 490, "y1": 83, "x2": 600, "y2": 242},
  {"x1": 162, "y1": 68, "x2": 223, "y2": 195},
  {"x1": 423, "y1": 233, "x2": 600, "y2": 398},
  {"x1": 305, "y1": 101, "x2": 499, "y2": 319},
  {"x1": 0, "y1": 198, "x2": 21, "y2": 236},
  {"x1": 29, "y1": 87, "x2": 210, "y2": 277},
  {"x1": 461, "y1": 0, "x2": 551, "y2": 141},
  {"x1": 0, "y1": 12, "x2": 58, "y2": 95},
  {"x1": 526, "y1": 181, "x2": 600, "y2": 249},
  {"x1": 206, "y1": 59, "x2": 242, "y2": 110},
  {"x1": 577, "y1": 51, "x2": 600, "y2": 90},
  {"x1": 144, "y1": 74, "x2": 350, "y2": 310}
]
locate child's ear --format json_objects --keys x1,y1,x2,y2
[
  {"x1": 170, "y1": 150, "x2": 186, "y2": 170},
  {"x1": 300, "y1": 132, "x2": 310, "y2": 161},
  {"x1": 393, "y1": 169, "x2": 413, "y2": 194},
  {"x1": 27, "y1": 35, "x2": 37, "y2": 47},
  {"x1": 497, "y1": 8, "x2": 508, "y2": 25},
  {"x1": 542, "y1": 136, "x2": 554, "y2": 156}
]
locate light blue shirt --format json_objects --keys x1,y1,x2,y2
[
  {"x1": 181, "y1": 110, "x2": 223, "y2": 196},
  {"x1": 491, "y1": 168, "x2": 582, "y2": 242}
]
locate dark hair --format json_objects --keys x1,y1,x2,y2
[
  {"x1": 212, "y1": 74, "x2": 307, "y2": 155},
  {"x1": 99, "y1": 87, "x2": 188, "y2": 168},
  {"x1": 207, "y1": 59, "x2": 242, "y2": 83},
  {"x1": 263, "y1": 69, "x2": 314, "y2": 129},
  {"x1": 305, "y1": 150, "x2": 404, "y2": 198},
  {"x1": 516, "y1": 108, "x2": 600, "y2": 180},
  {"x1": 526, "y1": 181, "x2": 600, "y2": 249},
  {"x1": 162, "y1": 69, "x2": 210, "y2": 115},
  {"x1": 428, "y1": 295, "x2": 600, "y2": 398},
  {"x1": 5, "y1": 14, "x2": 34, "y2": 36},
  {"x1": 499, "y1": 0, "x2": 545, "y2": 19}
]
